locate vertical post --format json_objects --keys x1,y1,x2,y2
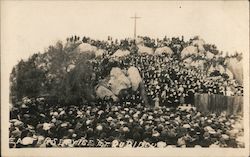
[
  {"x1": 134, "y1": 15, "x2": 136, "y2": 39},
  {"x1": 130, "y1": 13, "x2": 141, "y2": 40}
]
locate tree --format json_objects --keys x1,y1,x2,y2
[
  {"x1": 61, "y1": 58, "x2": 96, "y2": 105},
  {"x1": 10, "y1": 57, "x2": 46, "y2": 103},
  {"x1": 10, "y1": 40, "x2": 96, "y2": 106}
]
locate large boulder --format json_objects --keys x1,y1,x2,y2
[
  {"x1": 226, "y1": 58, "x2": 243, "y2": 85},
  {"x1": 109, "y1": 67, "x2": 131, "y2": 95},
  {"x1": 225, "y1": 68, "x2": 234, "y2": 79},
  {"x1": 74, "y1": 43, "x2": 97, "y2": 54},
  {"x1": 217, "y1": 65, "x2": 225, "y2": 74},
  {"x1": 111, "y1": 49, "x2": 130, "y2": 58},
  {"x1": 127, "y1": 67, "x2": 142, "y2": 91},
  {"x1": 136, "y1": 37, "x2": 144, "y2": 45},
  {"x1": 155, "y1": 46, "x2": 173, "y2": 56},
  {"x1": 95, "y1": 49, "x2": 107, "y2": 58},
  {"x1": 95, "y1": 67, "x2": 144, "y2": 101},
  {"x1": 206, "y1": 51, "x2": 214, "y2": 59},
  {"x1": 95, "y1": 85, "x2": 118, "y2": 101},
  {"x1": 181, "y1": 46, "x2": 198, "y2": 59},
  {"x1": 137, "y1": 45, "x2": 154, "y2": 55},
  {"x1": 183, "y1": 58, "x2": 193, "y2": 68},
  {"x1": 191, "y1": 39, "x2": 205, "y2": 52}
]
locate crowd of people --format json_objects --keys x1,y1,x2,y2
[
  {"x1": 91, "y1": 52, "x2": 243, "y2": 107},
  {"x1": 68, "y1": 35, "x2": 187, "y2": 55},
  {"x1": 9, "y1": 36, "x2": 244, "y2": 148},
  {"x1": 10, "y1": 97, "x2": 244, "y2": 148}
]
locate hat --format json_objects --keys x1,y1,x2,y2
[
  {"x1": 160, "y1": 117, "x2": 165, "y2": 122},
  {"x1": 21, "y1": 104, "x2": 28, "y2": 109},
  {"x1": 51, "y1": 118, "x2": 57, "y2": 123},
  {"x1": 148, "y1": 115, "x2": 153, "y2": 120},
  {"x1": 107, "y1": 117, "x2": 113, "y2": 122},
  {"x1": 43, "y1": 123, "x2": 52, "y2": 130},
  {"x1": 22, "y1": 137, "x2": 34, "y2": 145},
  {"x1": 61, "y1": 123, "x2": 68, "y2": 128},
  {"x1": 68, "y1": 129, "x2": 74, "y2": 134},
  {"x1": 133, "y1": 114, "x2": 139, "y2": 118},
  {"x1": 206, "y1": 119, "x2": 212, "y2": 124},
  {"x1": 96, "y1": 125, "x2": 103, "y2": 131},
  {"x1": 53, "y1": 112, "x2": 59, "y2": 117},
  {"x1": 123, "y1": 127, "x2": 129, "y2": 132},
  {"x1": 59, "y1": 110, "x2": 65, "y2": 116},
  {"x1": 124, "y1": 114, "x2": 130, "y2": 119},
  {"x1": 77, "y1": 110, "x2": 83, "y2": 115},
  {"x1": 152, "y1": 131, "x2": 160, "y2": 137},
  {"x1": 23, "y1": 114, "x2": 30, "y2": 119},
  {"x1": 97, "y1": 110, "x2": 104, "y2": 115},
  {"x1": 119, "y1": 120, "x2": 126, "y2": 125},
  {"x1": 183, "y1": 124, "x2": 191, "y2": 129},
  {"x1": 170, "y1": 114, "x2": 175, "y2": 118},
  {"x1": 14, "y1": 120, "x2": 23, "y2": 127},
  {"x1": 165, "y1": 121, "x2": 170, "y2": 125}
]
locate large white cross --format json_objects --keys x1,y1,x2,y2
[{"x1": 130, "y1": 13, "x2": 141, "y2": 39}]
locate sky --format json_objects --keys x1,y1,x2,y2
[{"x1": 1, "y1": 1, "x2": 249, "y2": 75}]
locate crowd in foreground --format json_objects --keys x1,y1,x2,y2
[{"x1": 10, "y1": 97, "x2": 244, "y2": 148}]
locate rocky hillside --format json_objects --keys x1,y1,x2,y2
[{"x1": 10, "y1": 36, "x2": 243, "y2": 106}]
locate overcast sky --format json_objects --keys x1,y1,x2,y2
[{"x1": 1, "y1": 1, "x2": 249, "y2": 74}]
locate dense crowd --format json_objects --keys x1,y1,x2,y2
[
  {"x1": 10, "y1": 98, "x2": 244, "y2": 148},
  {"x1": 9, "y1": 36, "x2": 244, "y2": 148},
  {"x1": 92, "y1": 53, "x2": 243, "y2": 107}
]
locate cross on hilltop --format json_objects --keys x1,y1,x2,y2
[{"x1": 130, "y1": 13, "x2": 141, "y2": 39}]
